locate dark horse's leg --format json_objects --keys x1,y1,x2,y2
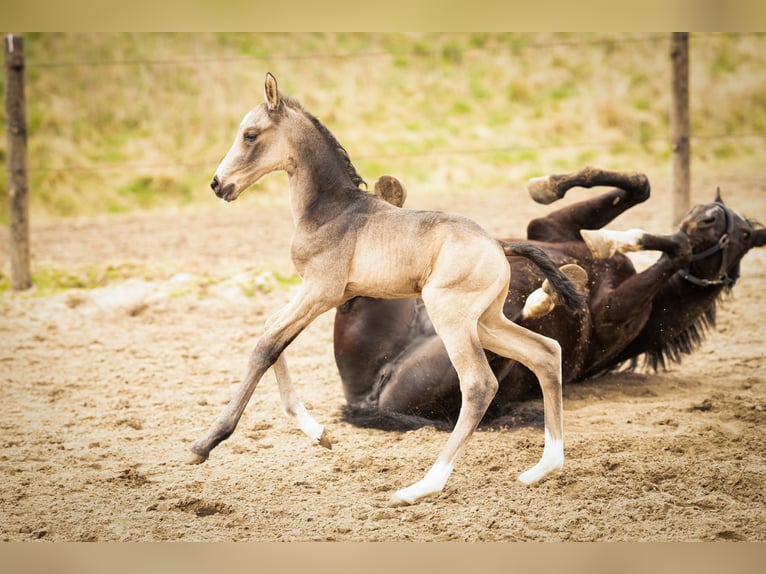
[
  {"x1": 538, "y1": 169, "x2": 693, "y2": 325},
  {"x1": 526, "y1": 167, "x2": 651, "y2": 242},
  {"x1": 376, "y1": 335, "x2": 460, "y2": 419},
  {"x1": 526, "y1": 167, "x2": 692, "y2": 375},
  {"x1": 336, "y1": 297, "x2": 463, "y2": 423},
  {"x1": 588, "y1": 231, "x2": 691, "y2": 325},
  {"x1": 579, "y1": 229, "x2": 692, "y2": 377}
]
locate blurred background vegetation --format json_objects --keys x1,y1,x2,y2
[{"x1": 1, "y1": 32, "x2": 764, "y2": 222}]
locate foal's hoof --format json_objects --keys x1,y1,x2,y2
[
  {"x1": 528, "y1": 176, "x2": 562, "y2": 205},
  {"x1": 317, "y1": 428, "x2": 333, "y2": 450},
  {"x1": 185, "y1": 451, "x2": 209, "y2": 465},
  {"x1": 186, "y1": 445, "x2": 210, "y2": 464},
  {"x1": 518, "y1": 465, "x2": 561, "y2": 485},
  {"x1": 388, "y1": 492, "x2": 415, "y2": 507}
]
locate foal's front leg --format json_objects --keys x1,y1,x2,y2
[{"x1": 187, "y1": 285, "x2": 337, "y2": 464}]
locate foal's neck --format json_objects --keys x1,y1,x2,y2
[{"x1": 285, "y1": 124, "x2": 361, "y2": 227}]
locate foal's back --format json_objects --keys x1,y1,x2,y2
[{"x1": 343, "y1": 197, "x2": 507, "y2": 301}]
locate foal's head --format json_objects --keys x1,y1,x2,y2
[
  {"x1": 210, "y1": 73, "x2": 291, "y2": 202},
  {"x1": 679, "y1": 190, "x2": 766, "y2": 288},
  {"x1": 210, "y1": 73, "x2": 365, "y2": 202}
]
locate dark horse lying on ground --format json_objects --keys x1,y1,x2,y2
[{"x1": 335, "y1": 167, "x2": 766, "y2": 428}]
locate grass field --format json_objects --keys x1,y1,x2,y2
[{"x1": 1, "y1": 32, "x2": 765, "y2": 221}]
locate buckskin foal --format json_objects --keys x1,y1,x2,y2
[{"x1": 187, "y1": 73, "x2": 584, "y2": 505}]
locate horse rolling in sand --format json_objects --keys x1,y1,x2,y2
[
  {"x1": 335, "y1": 167, "x2": 766, "y2": 428},
  {"x1": 188, "y1": 73, "x2": 585, "y2": 505}
]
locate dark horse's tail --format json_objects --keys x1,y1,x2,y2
[
  {"x1": 501, "y1": 241, "x2": 586, "y2": 313},
  {"x1": 340, "y1": 404, "x2": 455, "y2": 432}
]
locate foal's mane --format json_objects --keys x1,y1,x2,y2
[{"x1": 280, "y1": 95, "x2": 367, "y2": 190}]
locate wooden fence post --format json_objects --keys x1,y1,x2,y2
[
  {"x1": 4, "y1": 34, "x2": 31, "y2": 290},
  {"x1": 670, "y1": 32, "x2": 690, "y2": 227}
]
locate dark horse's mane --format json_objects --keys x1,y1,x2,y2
[
  {"x1": 616, "y1": 281, "x2": 731, "y2": 375},
  {"x1": 605, "y1": 213, "x2": 763, "y2": 376},
  {"x1": 280, "y1": 94, "x2": 367, "y2": 190}
]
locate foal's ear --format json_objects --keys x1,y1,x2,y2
[
  {"x1": 753, "y1": 229, "x2": 766, "y2": 248},
  {"x1": 715, "y1": 186, "x2": 724, "y2": 204},
  {"x1": 264, "y1": 72, "x2": 280, "y2": 110}
]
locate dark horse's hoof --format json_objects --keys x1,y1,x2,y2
[
  {"x1": 374, "y1": 175, "x2": 407, "y2": 208},
  {"x1": 528, "y1": 176, "x2": 562, "y2": 205}
]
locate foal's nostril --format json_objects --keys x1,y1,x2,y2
[{"x1": 210, "y1": 176, "x2": 220, "y2": 192}]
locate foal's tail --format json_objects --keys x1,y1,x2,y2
[{"x1": 501, "y1": 241, "x2": 587, "y2": 313}]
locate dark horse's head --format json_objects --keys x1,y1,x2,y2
[{"x1": 679, "y1": 190, "x2": 766, "y2": 289}]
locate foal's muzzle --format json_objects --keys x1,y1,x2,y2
[
  {"x1": 210, "y1": 175, "x2": 237, "y2": 201},
  {"x1": 211, "y1": 175, "x2": 223, "y2": 197}
]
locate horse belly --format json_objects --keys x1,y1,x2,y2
[
  {"x1": 345, "y1": 242, "x2": 429, "y2": 299},
  {"x1": 344, "y1": 276, "x2": 421, "y2": 299}
]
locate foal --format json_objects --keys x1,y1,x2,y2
[{"x1": 189, "y1": 73, "x2": 582, "y2": 504}]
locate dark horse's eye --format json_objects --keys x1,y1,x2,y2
[{"x1": 244, "y1": 132, "x2": 258, "y2": 143}]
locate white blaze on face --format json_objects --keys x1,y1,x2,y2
[
  {"x1": 213, "y1": 110, "x2": 253, "y2": 188},
  {"x1": 213, "y1": 106, "x2": 284, "y2": 201}
]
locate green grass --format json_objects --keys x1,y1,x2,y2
[
  {"x1": 0, "y1": 261, "x2": 302, "y2": 299},
  {"x1": 0, "y1": 33, "x2": 764, "y2": 223},
  {"x1": 0, "y1": 261, "x2": 159, "y2": 296},
  {"x1": 237, "y1": 269, "x2": 302, "y2": 298}
]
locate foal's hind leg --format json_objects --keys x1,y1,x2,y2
[
  {"x1": 273, "y1": 355, "x2": 332, "y2": 448},
  {"x1": 391, "y1": 289, "x2": 500, "y2": 505},
  {"x1": 478, "y1": 301, "x2": 565, "y2": 484}
]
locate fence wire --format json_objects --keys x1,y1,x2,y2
[{"x1": 12, "y1": 32, "x2": 766, "y2": 175}]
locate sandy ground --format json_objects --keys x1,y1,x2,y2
[{"x1": 1, "y1": 173, "x2": 765, "y2": 541}]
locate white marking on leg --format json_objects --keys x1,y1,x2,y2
[
  {"x1": 518, "y1": 429, "x2": 564, "y2": 485},
  {"x1": 391, "y1": 460, "x2": 454, "y2": 505},
  {"x1": 581, "y1": 228, "x2": 645, "y2": 259},
  {"x1": 291, "y1": 403, "x2": 326, "y2": 444},
  {"x1": 522, "y1": 287, "x2": 555, "y2": 319},
  {"x1": 274, "y1": 355, "x2": 331, "y2": 448}
]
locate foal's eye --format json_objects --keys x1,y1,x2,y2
[{"x1": 244, "y1": 132, "x2": 258, "y2": 143}]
